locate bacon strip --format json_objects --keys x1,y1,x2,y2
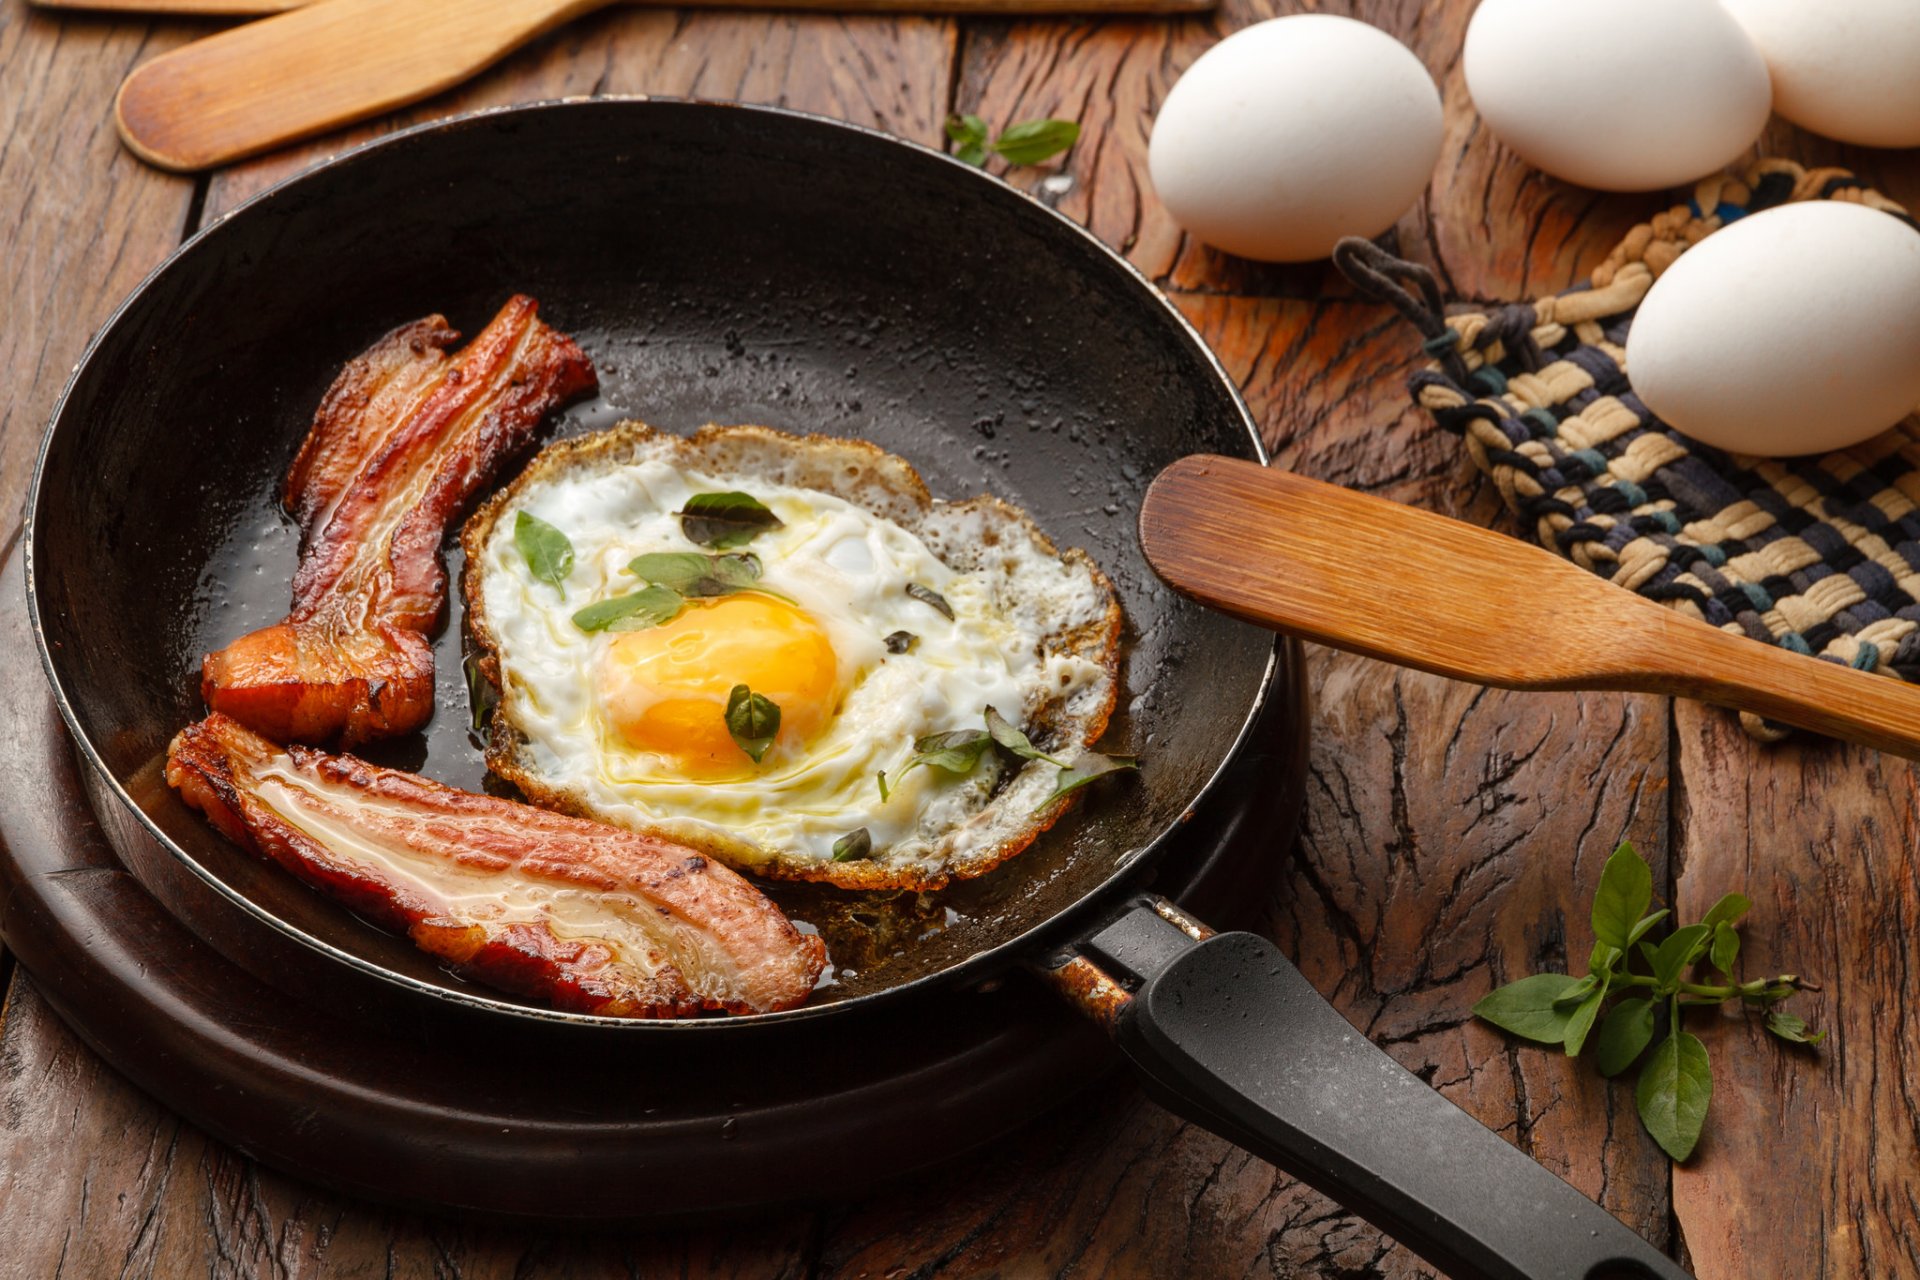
[
  {"x1": 166, "y1": 714, "x2": 828, "y2": 1017},
  {"x1": 203, "y1": 297, "x2": 597, "y2": 747}
]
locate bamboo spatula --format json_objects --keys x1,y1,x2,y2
[
  {"x1": 1140, "y1": 455, "x2": 1920, "y2": 759},
  {"x1": 111, "y1": 0, "x2": 1211, "y2": 173}
]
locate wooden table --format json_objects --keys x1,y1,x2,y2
[{"x1": 3, "y1": 1, "x2": 1917, "y2": 1275}]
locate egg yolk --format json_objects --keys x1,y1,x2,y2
[{"x1": 597, "y1": 593, "x2": 840, "y2": 778}]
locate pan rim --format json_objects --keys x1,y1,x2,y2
[{"x1": 24, "y1": 96, "x2": 1282, "y2": 1033}]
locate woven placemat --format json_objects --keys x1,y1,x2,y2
[{"x1": 1335, "y1": 159, "x2": 1920, "y2": 741}]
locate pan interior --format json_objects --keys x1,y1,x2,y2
[{"x1": 29, "y1": 101, "x2": 1273, "y2": 1015}]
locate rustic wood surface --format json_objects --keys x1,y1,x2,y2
[{"x1": 2, "y1": 0, "x2": 1914, "y2": 1276}]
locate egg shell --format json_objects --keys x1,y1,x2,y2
[
  {"x1": 1626, "y1": 202, "x2": 1920, "y2": 458},
  {"x1": 1147, "y1": 15, "x2": 1442, "y2": 263},
  {"x1": 1463, "y1": 0, "x2": 1772, "y2": 192},
  {"x1": 1722, "y1": 0, "x2": 1920, "y2": 148}
]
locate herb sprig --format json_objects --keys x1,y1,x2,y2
[
  {"x1": 876, "y1": 705, "x2": 1135, "y2": 813},
  {"x1": 572, "y1": 551, "x2": 771, "y2": 634},
  {"x1": 1473, "y1": 842, "x2": 1823, "y2": 1162},
  {"x1": 946, "y1": 114, "x2": 1081, "y2": 168}
]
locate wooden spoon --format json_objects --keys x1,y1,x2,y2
[
  {"x1": 1140, "y1": 455, "x2": 1920, "y2": 759},
  {"x1": 112, "y1": 0, "x2": 1211, "y2": 173}
]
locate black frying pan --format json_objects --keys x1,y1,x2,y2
[{"x1": 25, "y1": 100, "x2": 1687, "y2": 1280}]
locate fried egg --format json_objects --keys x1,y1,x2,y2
[{"x1": 459, "y1": 423, "x2": 1123, "y2": 889}]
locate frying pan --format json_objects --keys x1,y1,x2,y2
[{"x1": 25, "y1": 100, "x2": 1689, "y2": 1280}]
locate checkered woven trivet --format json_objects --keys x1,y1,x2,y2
[{"x1": 1334, "y1": 158, "x2": 1920, "y2": 741}]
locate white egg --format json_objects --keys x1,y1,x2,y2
[
  {"x1": 1627, "y1": 202, "x2": 1920, "y2": 457},
  {"x1": 461, "y1": 424, "x2": 1122, "y2": 890},
  {"x1": 1722, "y1": 0, "x2": 1920, "y2": 148},
  {"x1": 1148, "y1": 15, "x2": 1442, "y2": 263},
  {"x1": 1464, "y1": 0, "x2": 1772, "y2": 192}
]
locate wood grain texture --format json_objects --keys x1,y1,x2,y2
[
  {"x1": 7, "y1": 0, "x2": 1920, "y2": 1276},
  {"x1": 198, "y1": 4, "x2": 955, "y2": 218},
  {"x1": 0, "y1": 5, "x2": 198, "y2": 533}
]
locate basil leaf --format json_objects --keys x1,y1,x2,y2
[
  {"x1": 945, "y1": 112, "x2": 989, "y2": 167},
  {"x1": 725, "y1": 684, "x2": 781, "y2": 763},
  {"x1": 626, "y1": 551, "x2": 713, "y2": 590},
  {"x1": 904, "y1": 729, "x2": 994, "y2": 777},
  {"x1": 1764, "y1": 1011, "x2": 1827, "y2": 1045},
  {"x1": 884, "y1": 630, "x2": 917, "y2": 654},
  {"x1": 1595, "y1": 997, "x2": 1656, "y2": 1077},
  {"x1": 1591, "y1": 841, "x2": 1653, "y2": 952},
  {"x1": 1472, "y1": 973, "x2": 1586, "y2": 1044},
  {"x1": 985, "y1": 705, "x2": 1065, "y2": 767},
  {"x1": 1553, "y1": 973, "x2": 1600, "y2": 1008},
  {"x1": 628, "y1": 550, "x2": 762, "y2": 596},
  {"x1": 514, "y1": 511, "x2": 574, "y2": 586},
  {"x1": 1563, "y1": 975, "x2": 1609, "y2": 1057},
  {"x1": 462, "y1": 652, "x2": 495, "y2": 734},
  {"x1": 1587, "y1": 941, "x2": 1622, "y2": 977},
  {"x1": 1700, "y1": 893, "x2": 1752, "y2": 932},
  {"x1": 1652, "y1": 924, "x2": 1712, "y2": 988},
  {"x1": 1636, "y1": 1030, "x2": 1712, "y2": 1161},
  {"x1": 831, "y1": 828, "x2": 873, "y2": 863},
  {"x1": 1626, "y1": 909, "x2": 1670, "y2": 949},
  {"x1": 1709, "y1": 922, "x2": 1740, "y2": 977},
  {"x1": 1039, "y1": 750, "x2": 1138, "y2": 808},
  {"x1": 678, "y1": 491, "x2": 782, "y2": 549},
  {"x1": 992, "y1": 119, "x2": 1080, "y2": 166},
  {"x1": 906, "y1": 583, "x2": 954, "y2": 620},
  {"x1": 573, "y1": 585, "x2": 684, "y2": 633}
]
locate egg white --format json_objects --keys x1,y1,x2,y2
[{"x1": 461, "y1": 423, "x2": 1121, "y2": 889}]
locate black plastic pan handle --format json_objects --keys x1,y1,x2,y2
[{"x1": 1056, "y1": 898, "x2": 1694, "y2": 1280}]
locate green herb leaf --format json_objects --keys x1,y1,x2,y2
[
  {"x1": 898, "y1": 729, "x2": 995, "y2": 784},
  {"x1": 1638, "y1": 940, "x2": 1661, "y2": 970},
  {"x1": 884, "y1": 630, "x2": 917, "y2": 654},
  {"x1": 1652, "y1": 924, "x2": 1713, "y2": 988},
  {"x1": 1700, "y1": 893, "x2": 1752, "y2": 932},
  {"x1": 906, "y1": 583, "x2": 954, "y2": 620},
  {"x1": 1039, "y1": 750, "x2": 1139, "y2": 808},
  {"x1": 1636, "y1": 1029, "x2": 1712, "y2": 1161},
  {"x1": 573, "y1": 585, "x2": 685, "y2": 633},
  {"x1": 946, "y1": 113, "x2": 990, "y2": 167},
  {"x1": 985, "y1": 705, "x2": 1065, "y2": 767},
  {"x1": 1765, "y1": 1011, "x2": 1827, "y2": 1045},
  {"x1": 1554, "y1": 973, "x2": 1601, "y2": 1008},
  {"x1": 462, "y1": 652, "x2": 496, "y2": 734},
  {"x1": 514, "y1": 511, "x2": 574, "y2": 586},
  {"x1": 992, "y1": 119, "x2": 1081, "y2": 166},
  {"x1": 1473, "y1": 973, "x2": 1587, "y2": 1044},
  {"x1": 628, "y1": 550, "x2": 763, "y2": 596},
  {"x1": 678, "y1": 491, "x2": 783, "y2": 549},
  {"x1": 831, "y1": 828, "x2": 873, "y2": 862},
  {"x1": 1592, "y1": 841, "x2": 1653, "y2": 952},
  {"x1": 1595, "y1": 997, "x2": 1657, "y2": 1077},
  {"x1": 1626, "y1": 909, "x2": 1671, "y2": 949},
  {"x1": 1709, "y1": 922, "x2": 1740, "y2": 977},
  {"x1": 1564, "y1": 975, "x2": 1610, "y2": 1057},
  {"x1": 1588, "y1": 941, "x2": 1622, "y2": 977},
  {"x1": 725, "y1": 684, "x2": 781, "y2": 763}
]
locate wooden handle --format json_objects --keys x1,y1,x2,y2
[
  {"x1": 63, "y1": 0, "x2": 1211, "y2": 7},
  {"x1": 115, "y1": 0, "x2": 616, "y2": 171},
  {"x1": 1141, "y1": 455, "x2": 1920, "y2": 760}
]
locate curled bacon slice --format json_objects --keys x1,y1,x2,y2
[
  {"x1": 166, "y1": 714, "x2": 828, "y2": 1017},
  {"x1": 203, "y1": 297, "x2": 597, "y2": 747}
]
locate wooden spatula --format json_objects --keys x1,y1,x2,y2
[
  {"x1": 112, "y1": 0, "x2": 1212, "y2": 173},
  {"x1": 1141, "y1": 455, "x2": 1920, "y2": 759}
]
